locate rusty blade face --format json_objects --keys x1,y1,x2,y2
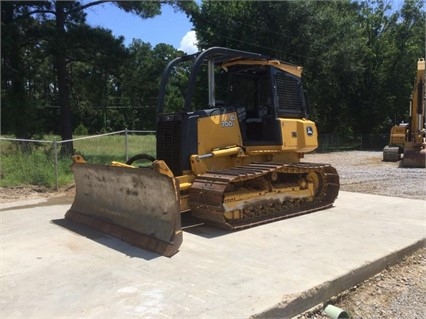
[{"x1": 66, "y1": 163, "x2": 182, "y2": 257}]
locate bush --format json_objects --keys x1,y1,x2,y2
[
  {"x1": 73, "y1": 123, "x2": 89, "y2": 136},
  {"x1": 0, "y1": 150, "x2": 73, "y2": 188},
  {"x1": 0, "y1": 132, "x2": 155, "y2": 189}
]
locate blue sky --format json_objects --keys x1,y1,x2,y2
[
  {"x1": 85, "y1": 2, "x2": 198, "y2": 53},
  {"x1": 84, "y1": 0, "x2": 405, "y2": 54}
]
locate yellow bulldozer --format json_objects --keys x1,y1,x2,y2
[
  {"x1": 66, "y1": 47, "x2": 340, "y2": 256},
  {"x1": 383, "y1": 58, "x2": 426, "y2": 167}
]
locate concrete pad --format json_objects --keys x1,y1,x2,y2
[{"x1": 1, "y1": 192, "x2": 425, "y2": 318}]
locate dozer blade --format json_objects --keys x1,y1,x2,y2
[{"x1": 65, "y1": 163, "x2": 183, "y2": 257}]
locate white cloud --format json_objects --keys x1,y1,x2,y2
[{"x1": 178, "y1": 31, "x2": 198, "y2": 54}]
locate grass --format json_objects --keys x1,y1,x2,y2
[
  {"x1": 0, "y1": 133, "x2": 156, "y2": 189},
  {"x1": 1, "y1": 132, "x2": 385, "y2": 189}
]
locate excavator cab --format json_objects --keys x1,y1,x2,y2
[{"x1": 66, "y1": 47, "x2": 339, "y2": 256}]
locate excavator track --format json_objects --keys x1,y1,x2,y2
[{"x1": 188, "y1": 163, "x2": 339, "y2": 230}]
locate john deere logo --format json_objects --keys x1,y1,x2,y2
[{"x1": 306, "y1": 126, "x2": 314, "y2": 136}]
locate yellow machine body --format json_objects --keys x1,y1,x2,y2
[
  {"x1": 383, "y1": 58, "x2": 426, "y2": 167},
  {"x1": 67, "y1": 47, "x2": 339, "y2": 256}
]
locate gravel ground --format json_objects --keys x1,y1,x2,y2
[
  {"x1": 298, "y1": 151, "x2": 426, "y2": 319},
  {"x1": 303, "y1": 150, "x2": 425, "y2": 200},
  {"x1": 296, "y1": 249, "x2": 426, "y2": 319},
  {"x1": 1, "y1": 151, "x2": 425, "y2": 318}
]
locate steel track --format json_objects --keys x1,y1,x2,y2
[{"x1": 189, "y1": 162, "x2": 340, "y2": 229}]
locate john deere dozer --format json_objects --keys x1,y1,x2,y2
[{"x1": 66, "y1": 47, "x2": 340, "y2": 256}]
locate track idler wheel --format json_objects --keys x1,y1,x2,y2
[{"x1": 306, "y1": 171, "x2": 323, "y2": 195}]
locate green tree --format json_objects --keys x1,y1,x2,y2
[
  {"x1": 190, "y1": 0, "x2": 425, "y2": 135},
  {"x1": 52, "y1": 0, "x2": 182, "y2": 154},
  {"x1": 379, "y1": 0, "x2": 425, "y2": 127},
  {"x1": 67, "y1": 25, "x2": 128, "y2": 133},
  {"x1": 1, "y1": 0, "x2": 197, "y2": 154},
  {"x1": 190, "y1": 0, "x2": 362, "y2": 133},
  {"x1": 1, "y1": 1, "x2": 49, "y2": 139},
  {"x1": 120, "y1": 42, "x2": 184, "y2": 129}
]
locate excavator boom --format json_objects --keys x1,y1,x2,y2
[{"x1": 384, "y1": 58, "x2": 425, "y2": 167}]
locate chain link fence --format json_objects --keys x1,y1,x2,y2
[
  {"x1": 317, "y1": 134, "x2": 390, "y2": 153},
  {"x1": 1, "y1": 131, "x2": 389, "y2": 190},
  {"x1": 0, "y1": 129, "x2": 155, "y2": 190}
]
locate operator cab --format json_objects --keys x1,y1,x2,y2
[
  {"x1": 216, "y1": 62, "x2": 309, "y2": 145},
  {"x1": 157, "y1": 47, "x2": 310, "y2": 154}
]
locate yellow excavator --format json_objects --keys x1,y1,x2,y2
[
  {"x1": 66, "y1": 47, "x2": 339, "y2": 256},
  {"x1": 383, "y1": 58, "x2": 426, "y2": 167}
]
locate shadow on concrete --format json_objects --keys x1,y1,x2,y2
[
  {"x1": 180, "y1": 212, "x2": 232, "y2": 238},
  {"x1": 51, "y1": 211, "x2": 233, "y2": 260},
  {"x1": 51, "y1": 218, "x2": 160, "y2": 261}
]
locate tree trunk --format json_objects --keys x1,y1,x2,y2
[
  {"x1": 2, "y1": 2, "x2": 32, "y2": 143},
  {"x1": 55, "y1": 1, "x2": 74, "y2": 156}
]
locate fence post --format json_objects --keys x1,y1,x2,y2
[
  {"x1": 125, "y1": 128, "x2": 129, "y2": 161},
  {"x1": 53, "y1": 139, "x2": 59, "y2": 191}
]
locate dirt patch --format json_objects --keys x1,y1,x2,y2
[{"x1": 0, "y1": 185, "x2": 75, "y2": 203}]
